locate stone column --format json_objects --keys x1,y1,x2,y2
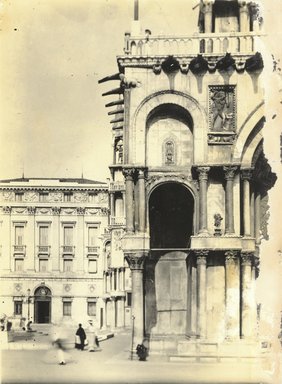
[
  {"x1": 138, "y1": 169, "x2": 146, "y2": 233},
  {"x1": 225, "y1": 250, "x2": 240, "y2": 339},
  {"x1": 196, "y1": 250, "x2": 208, "y2": 339},
  {"x1": 241, "y1": 252, "x2": 255, "y2": 339},
  {"x1": 197, "y1": 167, "x2": 210, "y2": 234},
  {"x1": 250, "y1": 189, "x2": 255, "y2": 237},
  {"x1": 255, "y1": 191, "x2": 261, "y2": 244},
  {"x1": 241, "y1": 169, "x2": 253, "y2": 237},
  {"x1": 123, "y1": 168, "x2": 135, "y2": 233},
  {"x1": 223, "y1": 166, "x2": 237, "y2": 235},
  {"x1": 239, "y1": 1, "x2": 250, "y2": 32},
  {"x1": 125, "y1": 253, "x2": 146, "y2": 353},
  {"x1": 203, "y1": 0, "x2": 215, "y2": 33},
  {"x1": 110, "y1": 192, "x2": 115, "y2": 217}
]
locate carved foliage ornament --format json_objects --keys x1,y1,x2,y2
[
  {"x1": 241, "y1": 252, "x2": 254, "y2": 266},
  {"x1": 197, "y1": 166, "x2": 210, "y2": 181},
  {"x1": 223, "y1": 166, "x2": 238, "y2": 181},
  {"x1": 225, "y1": 250, "x2": 238, "y2": 263},
  {"x1": 125, "y1": 254, "x2": 146, "y2": 270}
]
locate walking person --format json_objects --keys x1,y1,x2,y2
[
  {"x1": 87, "y1": 319, "x2": 101, "y2": 352},
  {"x1": 50, "y1": 324, "x2": 67, "y2": 365},
  {"x1": 75, "y1": 323, "x2": 86, "y2": 351}
]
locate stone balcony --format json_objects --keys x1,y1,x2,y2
[
  {"x1": 86, "y1": 245, "x2": 100, "y2": 256},
  {"x1": 124, "y1": 32, "x2": 261, "y2": 57},
  {"x1": 37, "y1": 245, "x2": 51, "y2": 256},
  {"x1": 13, "y1": 245, "x2": 26, "y2": 256},
  {"x1": 61, "y1": 245, "x2": 75, "y2": 255},
  {"x1": 110, "y1": 216, "x2": 126, "y2": 226}
]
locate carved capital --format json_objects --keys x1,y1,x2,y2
[
  {"x1": 122, "y1": 168, "x2": 135, "y2": 181},
  {"x1": 241, "y1": 168, "x2": 253, "y2": 181},
  {"x1": 241, "y1": 251, "x2": 254, "y2": 266},
  {"x1": 136, "y1": 168, "x2": 147, "y2": 180},
  {"x1": 238, "y1": 1, "x2": 249, "y2": 11},
  {"x1": 225, "y1": 250, "x2": 238, "y2": 264},
  {"x1": 3, "y1": 206, "x2": 12, "y2": 214},
  {"x1": 125, "y1": 254, "x2": 146, "y2": 270},
  {"x1": 195, "y1": 249, "x2": 209, "y2": 265},
  {"x1": 51, "y1": 207, "x2": 61, "y2": 215},
  {"x1": 197, "y1": 166, "x2": 210, "y2": 182},
  {"x1": 223, "y1": 166, "x2": 238, "y2": 181}
]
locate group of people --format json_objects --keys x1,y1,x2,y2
[
  {"x1": 75, "y1": 320, "x2": 100, "y2": 352},
  {"x1": 51, "y1": 320, "x2": 101, "y2": 365}
]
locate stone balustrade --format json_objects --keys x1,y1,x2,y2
[
  {"x1": 124, "y1": 32, "x2": 260, "y2": 56},
  {"x1": 13, "y1": 245, "x2": 26, "y2": 255},
  {"x1": 86, "y1": 245, "x2": 100, "y2": 255},
  {"x1": 110, "y1": 216, "x2": 126, "y2": 226},
  {"x1": 109, "y1": 181, "x2": 125, "y2": 191},
  {"x1": 37, "y1": 245, "x2": 51, "y2": 254},
  {"x1": 61, "y1": 245, "x2": 75, "y2": 254}
]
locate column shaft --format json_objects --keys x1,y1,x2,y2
[
  {"x1": 203, "y1": 1, "x2": 214, "y2": 33},
  {"x1": 125, "y1": 254, "x2": 145, "y2": 351},
  {"x1": 250, "y1": 189, "x2": 255, "y2": 237},
  {"x1": 225, "y1": 251, "x2": 240, "y2": 339},
  {"x1": 138, "y1": 170, "x2": 146, "y2": 232},
  {"x1": 224, "y1": 166, "x2": 237, "y2": 234},
  {"x1": 241, "y1": 253, "x2": 255, "y2": 338},
  {"x1": 196, "y1": 251, "x2": 208, "y2": 338},
  {"x1": 123, "y1": 169, "x2": 135, "y2": 233},
  {"x1": 239, "y1": 2, "x2": 250, "y2": 32},
  {"x1": 197, "y1": 167, "x2": 210, "y2": 234},
  {"x1": 110, "y1": 193, "x2": 115, "y2": 216},
  {"x1": 242, "y1": 169, "x2": 252, "y2": 237},
  {"x1": 255, "y1": 191, "x2": 261, "y2": 244}
]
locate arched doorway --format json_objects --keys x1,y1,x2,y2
[
  {"x1": 145, "y1": 182, "x2": 194, "y2": 337},
  {"x1": 149, "y1": 182, "x2": 194, "y2": 249},
  {"x1": 34, "y1": 286, "x2": 51, "y2": 323}
]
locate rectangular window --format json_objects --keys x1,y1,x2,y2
[
  {"x1": 15, "y1": 259, "x2": 23, "y2": 271},
  {"x1": 63, "y1": 302, "x2": 71, "y2": 316},
  {"x1": 64, "y1": 193, "x2": 73, "y2": 202},
  {"x1": 64, "y1": 259, "x2": 73, "y2": 272},
  {"x1": 39, "y1": 226, "x2": 49, "y2": 246},
  {"x1": 39, "y1": 259, "x2": 48, "y2": 272},
  {"x1": 88, "y1": 259, "x2": 97, "y2": 274},
  {"x1": 14, "y1": 301, "x2": 22, "y2": 315},
  {"x1": 126, "y1": 292, "x2": 132, "y2": 307},
  {"x1": 88, "y1": 226, "x2": 97, "y2": 246},
  {"x1": 15, "y1": 226, "x2": 24, "y2": 246},
  {"x1": 87, "y1": 302, "x2": 97, "y2": 316},
  {"x1": 15, "y1": 193, "x2": 23, "y2": 202},
  {"x1": 64, "y1": 226, "x2": 73, "y2": 246},
  {"x1": 39, "y1": 193, "x2": 49, "y2": 202}
]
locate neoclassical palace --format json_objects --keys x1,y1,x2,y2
[
  {"x1": 99, "y1": 0, "x2": 276, "y2": 359},
  {"x1": 0, "y1": 178, "x2": 132, "y2": 328}
]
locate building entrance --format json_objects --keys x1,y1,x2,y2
[
  {"x1": 145, "y1": 183, "x2": 194, "y2": 336},
  {"x1": 34, "y1": 286, "x2": 51, "y2": 323}
]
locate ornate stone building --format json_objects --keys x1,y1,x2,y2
[
  {"x1": 0, "y1": 177, "x2": 111, "y2": 327},
  {"x1": 100, "y1": 0, "x2": 276, "y2": 359}
]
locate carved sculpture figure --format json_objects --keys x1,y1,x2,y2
[{"x1": 210, "y1": 87, "x2": 235, "y2": 132}]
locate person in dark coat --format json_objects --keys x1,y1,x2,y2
[{"x1": 75, "y1": 323, "x2": 86, "y2": 350}]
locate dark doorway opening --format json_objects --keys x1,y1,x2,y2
[
  {"x1": 34, "y1": 286, "x2": 51, "y2": 323},
  {"x1": 149, "y1": 182, "x2": 194, "y2": 249}
]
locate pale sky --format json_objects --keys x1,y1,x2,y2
[{"x1": 0, "y1": 0, "x2": 199, "y2": 181}]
